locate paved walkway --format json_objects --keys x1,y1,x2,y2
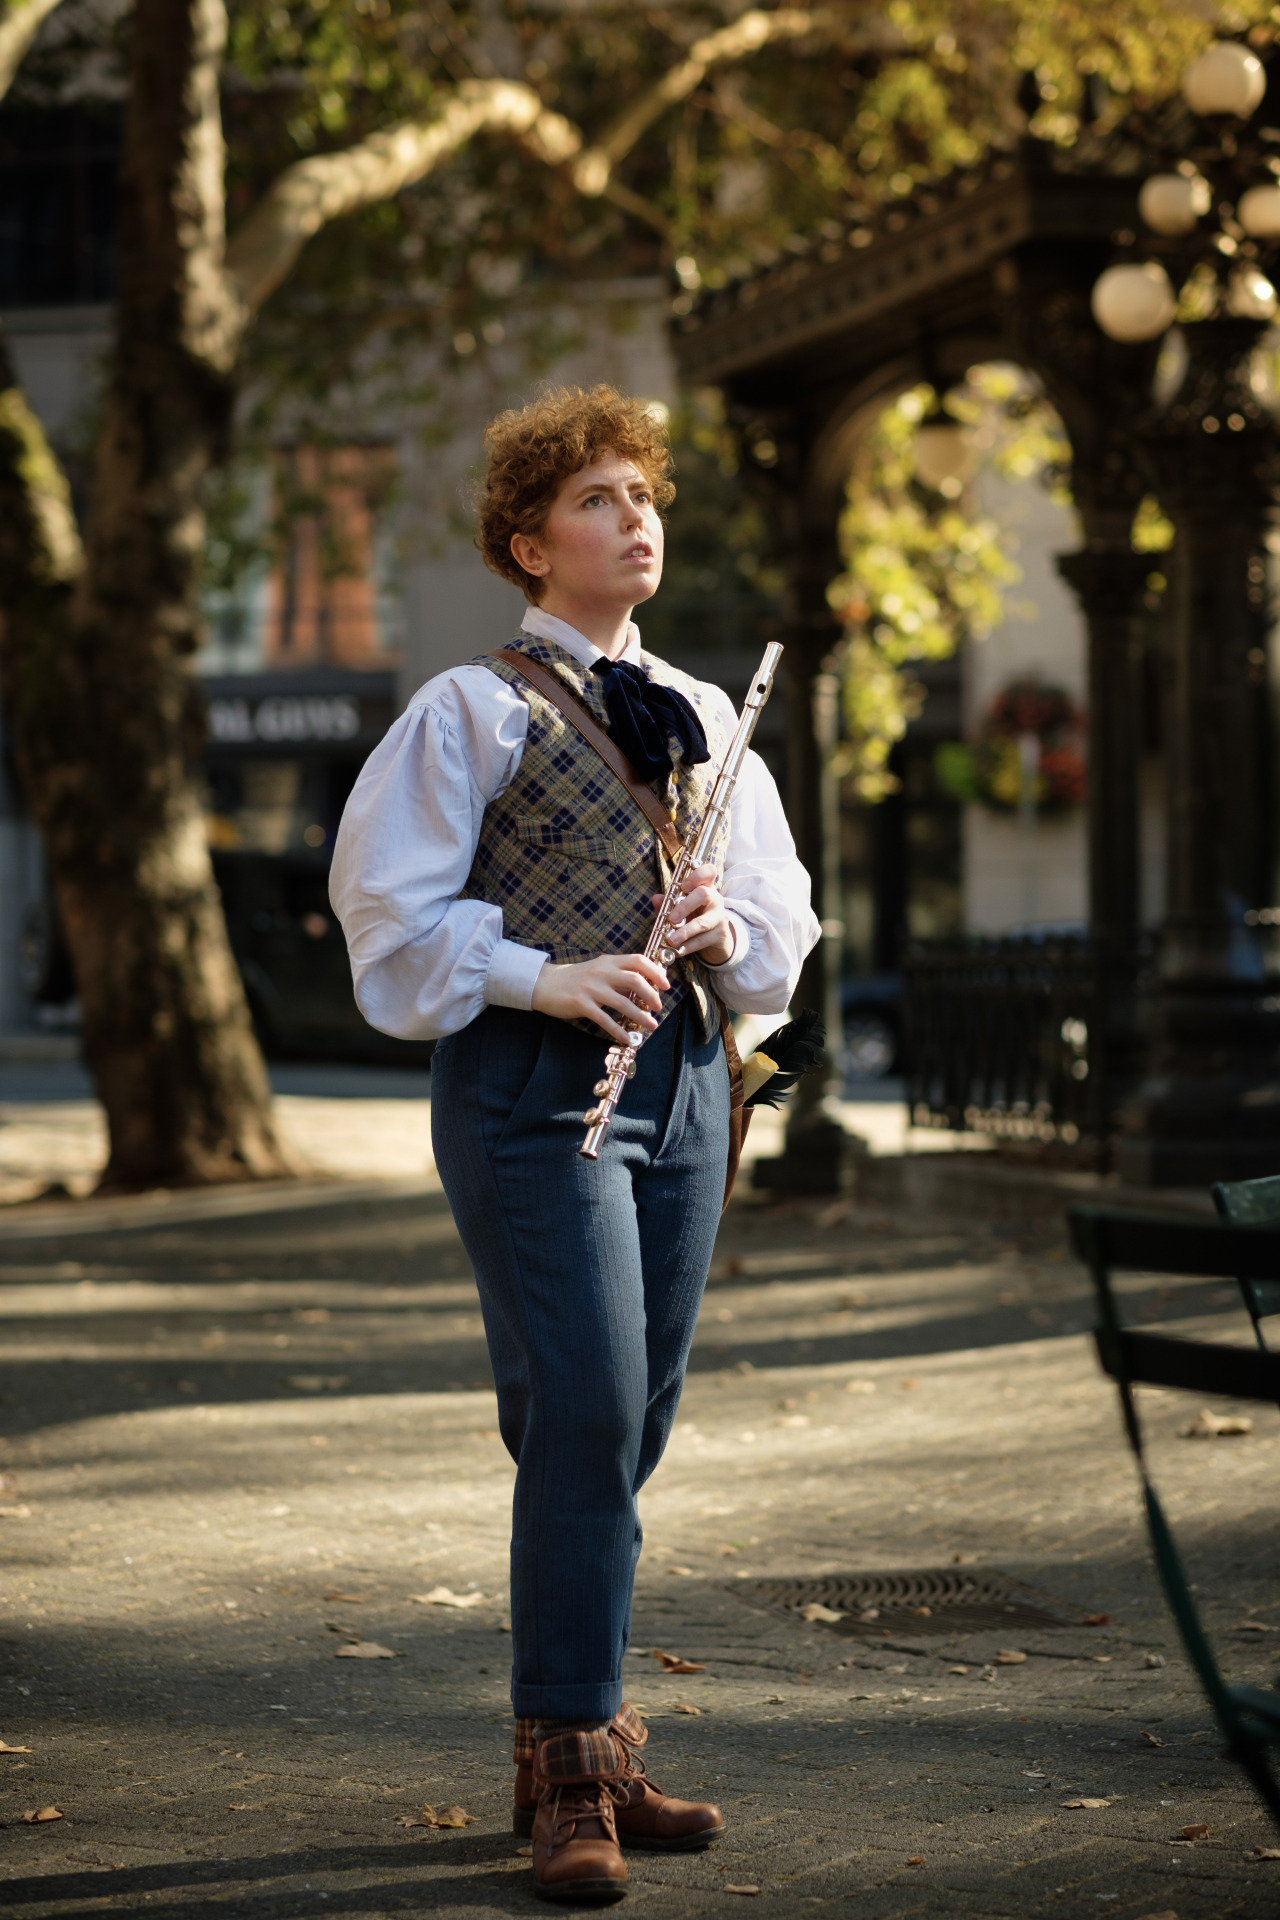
[{"x1": 0, "y1": 1126, "x2": 1278, "y2": 1916}]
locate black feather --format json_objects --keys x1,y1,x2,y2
[{"x1": 742, "y1": 1008, "x2": 825, "y2": 1108}]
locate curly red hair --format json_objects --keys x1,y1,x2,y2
[{"x1": 476, "y1": 385, "x2": 675, "y2": 602}]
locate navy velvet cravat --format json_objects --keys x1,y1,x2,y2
[{"x1": 591, "y1": 658, "x2": 710, "y2": 784}]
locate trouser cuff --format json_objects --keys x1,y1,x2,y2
[{"x1": 511, "y1": 1682, "x2": 623, "y2": 1722}]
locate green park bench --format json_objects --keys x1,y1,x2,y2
[{"x1": 1067, "y1": 1196, "x2": 1280, "y2": 1827}]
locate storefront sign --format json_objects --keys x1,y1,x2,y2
[{"x1": 208, "y1": 694, "x2": 362, "y2": 745}]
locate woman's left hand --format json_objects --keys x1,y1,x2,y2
[{"x1": 654, "y1": 864, "x2": 736, "y2": 968}]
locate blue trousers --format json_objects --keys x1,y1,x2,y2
[{"x1": 430, "y1": 1002, "x2": 729, "y2": 1721}]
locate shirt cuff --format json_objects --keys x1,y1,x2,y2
[
  {"x1": 485, "y1": 940, "x2": 549, "y2": 1011},
  {"x1": 705, "y1": 911, "x2": 751, "y2": 972}
]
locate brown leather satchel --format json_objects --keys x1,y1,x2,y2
[{"x1": 491, "y1": 648, "x2": 750, "y2": 1208}]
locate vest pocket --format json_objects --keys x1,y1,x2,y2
[{"x1": 514, "y1": 816, "x2": 621, "y2": 866}]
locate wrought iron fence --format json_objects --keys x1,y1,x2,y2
[{"x1": 902, "y1": 934, "x2": 1113, "y2": 1152}]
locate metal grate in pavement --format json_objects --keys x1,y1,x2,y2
[{"x1": 731, "y1": 1567, "x2": 1085, "y2": 1636}]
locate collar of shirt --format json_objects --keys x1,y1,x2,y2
[{"x1": 520, "y1": 607, "x2": 642, "y2": 670}]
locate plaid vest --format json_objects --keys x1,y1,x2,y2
[{"x1": 461, "y1": 635, "x2": 732, "y2": 1031}]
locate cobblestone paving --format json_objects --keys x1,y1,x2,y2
[{"x1": 0, "y1": 1173, "x2": 1278, "y2": 1917}]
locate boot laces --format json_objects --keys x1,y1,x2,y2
[{"x1": 546, "y1": 1778, "x2": 619, "y2": 1844}]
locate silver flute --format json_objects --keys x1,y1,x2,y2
[{"x1": 580, "y1": 640, "x2": 785, "y2": 1160}]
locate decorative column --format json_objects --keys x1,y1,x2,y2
[
  {"x1": 749, "y1": 431, "x2": 857, "y2": 1194},
  {"x1": 1055, "y1": 544, "x2": 1151, "y2": 947},
  {"x1": 1115, "y1": 315, "x2": 1280, "y2": 1183},
  {"x1": 1055, "y1": 537, "x2": 1153, "y2": 1131}
]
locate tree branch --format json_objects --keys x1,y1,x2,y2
[
  {"x1": 0, "y1": 0, "x2": 65, "y2": 103},
  {"x1": 0, "y1": 370, "x2": 82, "y2": 589},
  {"x1": 225, "y1": 78, "x2": 580, "y2": 321},
  {"x1": 570, "y1": 7, "x2": 832, "y2": 196}
]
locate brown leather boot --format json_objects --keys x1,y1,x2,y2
[
  {"x1": 517, "y1": 1707, "x2": 725, "y2": 1854},
  {"x1": 531, "y1": 1728, "x2": 629, "y2": 1904}
]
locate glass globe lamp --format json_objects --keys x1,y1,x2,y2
[
  {"x1": 1182, "y1": 41, "x2": 1266, "y2": 119},
  {"x1": 1226, "y1": 267, "x2": 1278, "y2": 320},
  {"x1": 1091, "y1": 262, "x2": 1177, "y2": 342},
  {"x1": 1238, "y1": 183, "x2": 1280, "y2": 238},
  {"x1": 1139, "y1": 173, "x2": 1211, "y2": 236}
]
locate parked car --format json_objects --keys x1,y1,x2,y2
[
  {"x1": 841, "y1": 973, "x2": 901, "y2": 1081},
  {"x1": 20, "y1": 667, "x2": 432, "y2": 1065}
]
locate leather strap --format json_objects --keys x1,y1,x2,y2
[
  {"x1": 494, "y1": 646, "x2": 747, "y2": 1200},
  {"x1": 719, "y1": 996, "x2": 751, "y2": 1213},
  {"x1": 492, "y1": 648, "x2": 681, "y2": 863}
]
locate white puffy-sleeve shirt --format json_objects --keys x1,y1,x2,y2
[{"x1": 329, "y1": 609, "x2": 821, "y2": 1041}]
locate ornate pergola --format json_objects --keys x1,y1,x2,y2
[{"x1": 673, "y1": 89, "x2": 1280, "y2": 1188}]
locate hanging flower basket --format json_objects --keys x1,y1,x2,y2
[{"x1": 936, "y1": 678, "x2": 1086, "y2": 818}]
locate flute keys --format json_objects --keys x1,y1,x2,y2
[
  {"x1": 626, "y1": 1029, "x2": 644, "y2": 1047},
  {"x1": 659, "y1": 947, "x2": 676, "y2": 966},
  {"x1": 584, "y1": 1105, "x2": 604, "y2": 1125},
  {"x1": 593, "y1": 1079, "x2": 612, "y2": 1096}
]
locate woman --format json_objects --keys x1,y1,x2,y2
[{"x1": 330, "y1": 385, "x2": 819, "y2": 1903}]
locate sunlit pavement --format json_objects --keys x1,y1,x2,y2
[{"x1": 0, "y1": 1086, "x2": 1278, "y2": 1915}]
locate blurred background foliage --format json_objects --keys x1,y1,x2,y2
[
  {"x1": 9, "y1": 0, "x2": 1264, "y2": 644},
  {"x1": 828, "y1": 368, "x2": 1071, "y2": 802}
]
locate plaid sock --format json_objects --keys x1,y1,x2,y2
[{"x1": 533, "y1": 1717, "x2": 610, "y2": 1744}]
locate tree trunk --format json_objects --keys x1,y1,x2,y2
[{"x1": 0, "y1": 0, "x2": 294, "y2": 1190}]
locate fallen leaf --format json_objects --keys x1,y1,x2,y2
[
  {"x1": 1249, "y1": 1846, "x2": 1280, "y2": 1858},
  {"x1": 858, "y1": 1607, "x2": 880, "y2": 1623},
  {"x1": 0, "y1": 1742, "x2": 32, "y2": 1753},
  {"x1": 725, "y1": 1886, "x2": 760, "y2": 1896},
  {"x1": 912, "y1": 1605, "x2": 932, "y2": 1617},
  {"x1": 22, "y1": 1806, "x2": 62, "y2": 1823},
  {"x1": 979, "y1": 1666, "x2": 997, "y2": 1683},
  {"x1": 673, "y1": 1702, "x2": 702, "y2": 1715},
  {"x1": 285, "y1": 1375, "x2": 349, "y2": 1392},
  {"x1": 334, "y1": 1641, "x2": 400, "y2": 1659},
  {"x1": 397, "y1": 1804, "x2": 476, "y2": 1829},
  {"x1": 948, "y1": 1666, "x2": 968, "y2": 1675},
  {"x1": 1182, "y1": 1408, "x2": 1253, "y2": 1438},
  {"x1": 906, "y1": 1856, "x2": 924, "y2": 1865},
  {"x1": 1062, "y1": 1798, "x2": 1110, "y2": 1810},
  {"x1": 228, "y1": 1803, "x2": 253, "y2": 1812},
  {"x1": 0, "y1": 1505, "x2": 32, "y2": 1519},
  {"x1": 666, "y1": 1566, "x2": 694, "y2": 1577},
  {"x1": 516, "y1": 1844, "x2": 533, "y2": 1856},
  {"x1": 435, "y1": 1806, "x2": 476, "y2": 1828},
  {"x1": 323, "y1": 1591, "x2": 367, "y2": 1603},
  {"x1": 845, "y1": 1380, "x2": 876, "y2": 1394},
  {"x1": 900, "y1": 1378, "x2": 919, "y2": 1390},
  {"x1": 1239, "y1": 1619, "x2": 1276, "y2": 1632},
  {"x1": 776, "y1": 1415, "x2": 810, "y2": 1429},
  {"x1": 653, "y1": 1649, "x2": 706, "y2": 1674},
  {"x1": 800, "y1": 1603, "x2": 845, "y2": 1624},
  {"x1": 409, "y1": 1587, "x2": 487, "y2": 1609},
  {"x1": 995, "y1": 1650, "x2": 1027, "y2": 1665},
  {"x1": 1140, "y1": 1730, "x2": 1167, "y2": 1748},
  {"x1": 1180, "y1": 1823, "x2": 1209, "y2": 1841},
  {"x1": 1144, "y1": 1652, "x2": 1166, "y2": 1668},
  {"x1": 1084, "y1": 1613, "x2": 1112, "y2": 1627}
]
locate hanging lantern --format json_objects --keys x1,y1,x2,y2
[{"x1": 913, "y1": 413, "x2": 975, "y2": 494}]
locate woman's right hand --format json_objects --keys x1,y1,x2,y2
[{"x1": 531, "y1": 954, "x2": 670, "y2": 1045}]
